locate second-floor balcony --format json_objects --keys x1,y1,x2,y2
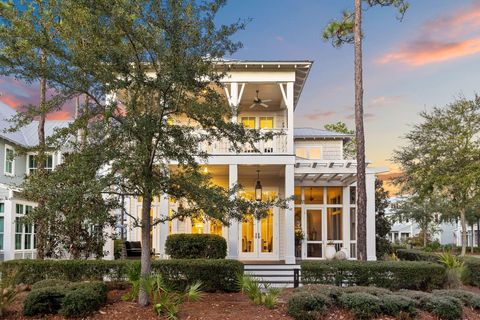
[{"x1": 202, "y1": 129, "x2": 287, "y2": 155}]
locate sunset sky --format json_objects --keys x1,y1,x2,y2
[{"x1": 1, "y1": 0, "x2": 479, "y2": 172}]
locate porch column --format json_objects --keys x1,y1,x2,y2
[
  {"x1": 342, "y1": 186, "x2": 351, "y2": 258},
  {"x1": 227, "y1": 164, "x2": 239, "y2": 259},
  {"x1": 284, "y1": 164, "x2": 295, "y2": 264},
  {"x1": 286, "y1": 82, "x2": 294, "y2": 154},
  {"x1": 158, "y1": 194, "x2": 169, "y2": 258},
  {"x1": 3, "y1": 198, "x2": 14, "y2": 261},
  {"x1": 366, "y1": 173, "x2": 377, "y2": 261}
]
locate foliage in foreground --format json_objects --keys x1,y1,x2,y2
[
  {"x1": 0, "y1": 272, "x2": 18, "y2": 317},
  {"x1": 287, "y1": 285, "x2": 478, "y2": 320},
  {"x1": 438, "y1": 251, "x2": 464, "y2": 289},
  {"x1": 237, "y1": 275, "x2": 281, "y2": 309}
]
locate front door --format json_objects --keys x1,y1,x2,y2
[
  {"x1": 304, "y1": 208, "x2": 324, "y2": 259},
  {"x1": 239, "y1": 207, "x2": 278, "y2": 260}
]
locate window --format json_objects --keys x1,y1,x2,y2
[
  {"x1": 350, "y1": 208, "x2": 356, "y2": 241},
  {"x1": 327, "y1": 187, "x2": 342, "y2": 204},
  {"x1": 241, "y1": 117, "x2": 256, "y2": 129},
  {"x1": 27, "y1": 154, "x2": 53, "y2": 174},
  {"x1": 350, "y1": 186, "x2": 356, "y2": 205},
  {"x1": 309, "y1": 147, "x2": 321, "y2": 159},
  {"x1": 4, "y1": 146, "x2": 14, "y2": 175},
  {"x1": 15, "y1": 217, "x2": 22, "y2": 250},
  {"x1": 259, "y1": 117, "x2": 273, "y2": 129},
  {"x1": 16, "y1": 204, "x2": 24, "y2": 215},
  {"x1": 294, "y1": 186, "x2": 302, "y2": 204},
  {"x1": 295, "y1": 147, "x2": 307, "y2": 158},
  {"x1": 327, "y1": 208, "x2": 342, "y2": 240},
  {"x1": 304, "y1": 187, "x2": 324, "y2": 204},
  {"x1": 0, "y1": 203, "x2": 4, "y2": 213}
]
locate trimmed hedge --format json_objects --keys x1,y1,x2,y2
[
  {"x1": 462, "y1": 258, "x2": 480, "y2": 287},
  {"x1": 395, "y1": 249, "x2": 439, "y2": 263},
  {"x1": 339, "y1": 292, "x2": 383, "y2": 320},
  {"x1": 23, "y1": 282, "x2": 107, "y2": 317},
  {"x1": 165, "y1": 234, "x2": 227, "y2": 259},
  {"x1": 1, "y1": 258, "x2": 243, "y2": 292},
  {"x1": 23, "y1": 286, "x2": 67, "y2": 316},
  {"x1": 151, "y1": 259, "x2": 242, "y2": 292},
  {"x1": 59, "y1": 282, "x2": 107, "y2": 317},
  {"x1": 286, "y1": 291, "x2": 329, "y2": 320},
  {"x1": 31, "y1": 279, "x2": 71, "y2": 291},
  {"x1": 301, "y1": 260, "x2": 446, "y2": 291},
  {"x1": 423, "y1": 295, "x2": 462, "y2": 320}
]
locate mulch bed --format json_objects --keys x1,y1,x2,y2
[{"x1": 4, "y1": 286, "x2": 480, "y2": 319}]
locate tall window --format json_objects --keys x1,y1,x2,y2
[
  {"x1": 28, "y1": 154, "x2": 53, "y2": 174},
  {"x1": 241, "y1": 117, "x2": 256, "y2": 129},
  {"x1": 14, "y1": 205, "x2": 35, "y2": 250},
  {"x1": 4, "y1": 146, "x2": 14, "y2": 175},
  {"x1": 259, "y1": 117, "x2": 273, "y2": 129}
]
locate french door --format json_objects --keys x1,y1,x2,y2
[
  {"x1": 304, "y1": 207, "x2": 324, "y2": 259},
  {"x1": 239, "y1": 207, "x2": 278, "y2": 260}
]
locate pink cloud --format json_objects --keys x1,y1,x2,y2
[
  {"x1": 368, "y1": 95, "x2": 403, "y2": 108},
  {"x1": 378, "y1": 2, "x2": 480, "y2": 66},
  {"x1": 345, "y1": 113, "x2": 375, "y2": 120},
  {"x1": 302, "y1": 110, "x2": 336, "y2": 120},
  {"x1": 274, "y1": 35, "x2": 284, "y2": 42}
]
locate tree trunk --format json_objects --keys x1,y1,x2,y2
[
  {"x1": 460, "y1": 208, "x2": 467, "y2": 256},
  {"x1": 35, "y1": 52, "x2": 47, "y2": 260},
  {"x1": 423, "y1": 228, "x2": 427, "y2": 248},
  {"x1": 471, "y1": 224, "x2": 474, "y2": 254},
  {"x1": 477, "y1": 218, "x2": 479, "y2": 248},
  {"x1": 138, "y1": 192, "x2": 152, "y2": 306},
  {"x1": 354, "y1": 0, "x2": 367, "y2": 261}
]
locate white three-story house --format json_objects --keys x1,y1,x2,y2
[{"x1": 124, "y1": 60, "x2": 386, "y2": 263}]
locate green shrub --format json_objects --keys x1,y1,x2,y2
[
  {"x1": 380, "y1": 294, "x2": 416, "y2": 317},
  {"x1": 1, "y1": 259, "x2": 129, "y2": 285},
  {"x1": 301, "y1": 260, "x2": 446, "y2": 291},
  {"x1": 151, "y1": 259, "x2": 242, "y2": 292},
  {"x1": 1, "y1": 259, "x2": 242, "y2": 292},
  {"x1": 397, "y1": 290, "x2": 432, "y2": 306},
  {"x1": 396, "y1": 249, "x2": 439, "y2": 263},
  {"x1": 287, "y1": 291, "x2": 330, "y2": 320},
  {"x1": 433, "y1": 289, "x2": 480, "y2": 309},
  {"x1": 59, "y1": 282, "x2": 107, "y2": 317},
  {"x1": 339, "y1": 292, "x2": 383, "y2": 320},
  {"x1": 423, "y1": 295, "x2": 462, "y2": 320},
  {"x1": 462, "y1": 258, "x2": 480, "y2": 287},
  {"x1": 23, "y1": 287, "x2": 67, "y2": 316},
  {"x1": 438, "y1": 252, "x2": 464, "y2": 289},
  {"x1": 31, "y1": 279, "x2": 71, "y2": 291},
  {"x1": 343, "y1": 286, "x2": 391, "y2": 296},
  {"x1": 165, "y1": 234, "x2": 227, "y2": 259}
]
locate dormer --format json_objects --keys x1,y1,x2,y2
[{"x1": 294, "y1": 128, "x2": 353, "y2": 161}]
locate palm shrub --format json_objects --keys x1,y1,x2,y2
[
  {"x1": 0, "y1": 273, "x2": 18, "y2": 317},
  {"x1": 237, "y1": 275, "x2": 281, "y2": 309},
  {"x1": 122, "y1": 262, "x2": 142, "y2": 301},
  {"x1": 143, "y1": 274, "x2": 202, "y2": 320},
  {"x1": 438, "y1": 252, "x2": 463, "y2": 289}
]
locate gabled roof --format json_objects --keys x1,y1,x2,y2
[
  {"x1": 0, "y1": 105, "x2": 72, "y2": 147},
  {"x1": 294, "y1": 127, "x2": 353, "y2": 140}
]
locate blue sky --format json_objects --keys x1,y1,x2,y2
[{"x1": 1, "y1": 0, "x2": 480, "y2": 171}]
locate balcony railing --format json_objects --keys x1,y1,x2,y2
[{"x1": 202, "y1": 129, "x2": 287, "y2": 155}]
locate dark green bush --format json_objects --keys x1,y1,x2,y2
[
  {"x1": 31, "y1": 279, "x2": 71, "y2": 291},
  {"x1": 1, "y1": 259, "x2": 129, "y2": 285},
  {"x1": 59, "y1": 282, "x2": 107, "y2": 317},
  {"x1": 151, "y1": 259, "x2": 243, "y2": 292},
  {"x1": 287, "y1": 291, "x2": 330, "y2": 320},
  {"x1": 433, "y1": 289, "x2": 480, "y2": 309},
  {"x1": 423, "y1": 295, "x2": 462, "y2": 320},
  {"x1": 343, "y1": 286, "x2": 391, "y2": 296},
  {"x1": 396, "y1": 249, "x2": 440, "y2": 263},
  {"x1": 165, "y1": 234, "x2": 227, "y2": 259},
  {"x1": 301, "y1": 260, "x2": 446, "y2": 291},
  {"x1": 1, "y1": 259, "x2": 242, "y2": 292},
  {"x1": 380, "y1": 294, "x2": 416, "y2": 317},
  {"x1": 23, "y1": 286, "x2": 67, "y2": 316},
  {"x1": 397, "y1": 290, "x2": 432, "y2": 306},
  {"x1": 462, "y1": 258, "x2": 480, "y2": 287},
  {"x1": 339, "y1": 292, "x2": 383, "y2": 320}
]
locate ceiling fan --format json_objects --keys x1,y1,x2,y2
[{"x1": 249, "y1": 90, "x2": 271, "y2": 109}]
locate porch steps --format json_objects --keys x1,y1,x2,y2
[{"x1": 244, "y1": 264, "x2": 301, "y2": 288}]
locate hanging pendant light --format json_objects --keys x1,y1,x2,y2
[{"x1": 255, "y1": 169, "x2": 262, "y2": 201}]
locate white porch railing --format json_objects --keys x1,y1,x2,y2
[{"x1": 202, "y1": 129, "x2": 287, "y2": 154}]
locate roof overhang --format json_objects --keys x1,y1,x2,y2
[{"x1": 215, "y1": 60, "x2": 313, "y2": 109}]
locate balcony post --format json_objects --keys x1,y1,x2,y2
[
  {"x1": 227, "y1": 164, "x2": 239, "y2": 259},
  {"x1": 284, "y1": 164, "x2": 295, "y2": 264},
  {"x1": 286, "y1": 82, "x2": 294, "y2": 154}
]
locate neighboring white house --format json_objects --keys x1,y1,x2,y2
[
  {"x1": 385, "y1": 196, "x2": 456, "y2": 246},
  {"x1": 122, "y1": 60, "x2": 387, "y2": 263},
  {"x1": 0, "y1": 105, "x2": 70, "y2": 260},
  {"x1": 0, "y1": 60, "x2": 387, "y2": 263}
]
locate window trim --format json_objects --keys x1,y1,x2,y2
[
  {"x1": 26, "y1": 153, "x2": 54, "y2": 175},
  {"x1": 240, "y1": 116, "x2": 276, "y2": 130},
  {"x1": 4, "y1": 144, "x2": 15, "y2": 176}
]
